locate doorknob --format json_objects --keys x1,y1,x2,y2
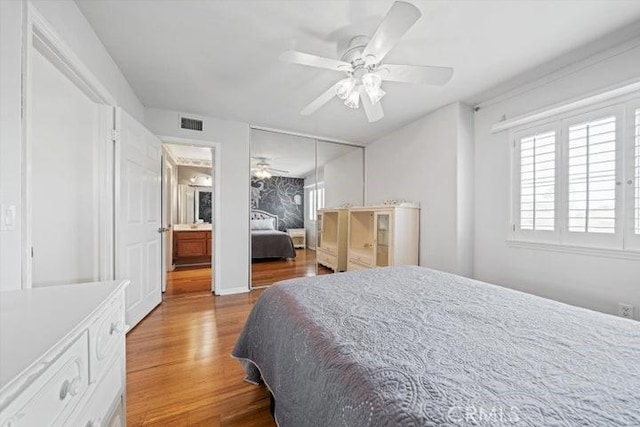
[{"x1": 157, "y1": 227, "x2": 169, "y2": 233}]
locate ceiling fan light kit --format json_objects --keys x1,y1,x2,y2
[
  {"x1": 251, "y1": 157, "x2": 289, "y2": 179},
  {"x1": 279, "y1": 1, "x2": 454, "y2": 123},
  {"x1": 254, "y1": 169, "x2": 272, "y2": 179},
  {"x1": 336, "y1": 77, "x2": 357, "y2": 100},
  {"x1": 344, "y1": 87, "x2": 361, "y2": 109}
]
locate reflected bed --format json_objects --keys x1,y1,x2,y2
[{"x1": 251, "y1": 210, "x2": 296, "y2": 259}]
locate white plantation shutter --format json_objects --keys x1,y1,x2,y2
[
  {"x1": 519, "y1": 131, "x2": 556, "y2": 231},
  {"x1": 511, "y1": 98, "x2": 638, "y2": 253},
  {"x1": 567, "y1": 115, "x2": 617, "y2": 234},
  {"x1": 309, "y1": 189, "x2": 316, "y2": 220},
  {"x1": 635, "y1": 108, "x2": 640, "y2": 235}
]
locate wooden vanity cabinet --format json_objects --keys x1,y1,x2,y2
[{"x1": 174, "y1": 230, "x2": 212, "y2": 265}]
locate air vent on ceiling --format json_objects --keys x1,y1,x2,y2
[{"x1": 180, "y1": 116, "x2": 203, "y2": 131}]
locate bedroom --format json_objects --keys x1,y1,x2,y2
[{"x1": 0, "y1": 0, "x2": 639, "y2": 426}]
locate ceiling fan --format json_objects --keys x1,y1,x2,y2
[
  {"x1": 251, "y1": 157, "x2": 289, "y2": 179},
  {"x1": 279, "y1": 1, "x2": 453, "y2": 123}
]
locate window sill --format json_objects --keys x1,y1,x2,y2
[{"x1": 506, "y1": 240, "x2": 640, "y2": 260}]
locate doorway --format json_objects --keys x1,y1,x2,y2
[{"x1": 161, "y1": 142, "x2": 216, "y2": 296}]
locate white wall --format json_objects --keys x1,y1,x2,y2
[
  {"x1": 0, "y1": 0, "x2": 145, "y2": 290},
  {"x1": 145, "y1": 107, "x2": 250, "y2": 294},
  {"x1": 474, "y1": 43, "x2": 640, "y2": 319},
  {"x1": 0, "y1": 0, "x2": 24, "y2": 290},
  {"x1": 366, "y1": 102, "x2": 474, "y2": 276},
  {"x1": 31, "y1": 49, "x2": 99, "y2": 287},
  {"x1": 31, "y1": 0, "x2": 144, "y2": 121},
  {"x1": 324, "y1": 148, "x2": 364, "y2": 208}
]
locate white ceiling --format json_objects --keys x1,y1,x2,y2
[
  {"x1": 77, "y1": 0, "x2": 640, "y2": 144},
  {"x1": 251, "y1": 130, "x2": 361, "y2": 178}
]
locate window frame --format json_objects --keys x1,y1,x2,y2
[
  {"x1": 625, "y1": 99, "x2": 640, "y2": 250},
  {"x1": 560, "y1": 105, "x2": 624, "y2": 249},
  {"x1": 509, "y1": 96, "x2": 640, "y2": 256},
  {"x1": 511, "y1": 122, "x2": 561, "y2": 243}
]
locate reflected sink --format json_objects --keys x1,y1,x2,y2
[{"x1": 173, "y1": 223, "x2": 212, "y2": 231}]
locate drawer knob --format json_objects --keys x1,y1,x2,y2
[
  {"x1": 109, "y1": 321, "x2": 124, "y2": 335},
  {"x1": 59, "y1": 377, "x2": 81, "y2": 400}
]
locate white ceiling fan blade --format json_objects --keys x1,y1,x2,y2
[
  {"x1": 300, "y1": 82, "x2": 340, "y2": 116},
  {"x1": 362, "y1": 1, "x2": 421, "y2": 66},
  {"x1": 279, "y1": 50, "x2": 351, "y2": 72},
  {"x1": 359, "y1": 87, "x2": 384, "y2": 123},
  {"x1": 377, "y1": 64, "x2": 453, "y2": 85}
]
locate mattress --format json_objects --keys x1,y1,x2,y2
[
  {"x1": 232, "y1": 265, "x2": 640, "y2": 426},
  {"x1": 251, "y1": 230, "x2": 296, "y2": 259}
]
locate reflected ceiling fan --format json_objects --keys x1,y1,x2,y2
[
  {"x1": 251, "y1": 157, "x2": 289, "y2": 179},
  {"x1": 279, "y1": 1, "x2": 453, "y2": 123}
]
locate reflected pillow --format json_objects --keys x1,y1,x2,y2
[{"x1": 251, "y1": 218, "x2": 275, "y2": 230}]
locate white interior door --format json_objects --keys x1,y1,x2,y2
[
  {"x1": 161, "y1": 157, "x2": 174, "y2": 292},
  {"x1": 116, "y1": 108, "x2": 162, "y2": 329}
]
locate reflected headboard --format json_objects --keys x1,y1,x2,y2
[{"x1": 251, "y1": 210, "x2": 279, "y2": 230}]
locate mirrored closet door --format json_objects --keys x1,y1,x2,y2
[
  {"x1": 315, "y1": 141, "x2": 364, "y2": 274},
  {"x1": 249, "y1": 129, "x2": 316, "y2": 287},
  {"x1": 249, "y1": 129, "x2": 364, "y2": 287}
]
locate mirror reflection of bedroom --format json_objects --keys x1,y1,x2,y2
[
  {"x1": 162, "y1": 143, "x2": 215, "y2": 296},
  {"x1": 250, "y1": 129, "x2": 363, "y2": 287}
]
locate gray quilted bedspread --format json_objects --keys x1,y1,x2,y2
[{"x1": 232, "y1": 266, "x2": 640, "y2": 426}]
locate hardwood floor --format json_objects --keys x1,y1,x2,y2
[
  {"x1": 252, "y1": 248, "x2": 332, "y2": 287},
  {"x1": 165, "y1": 265, "x2": 212, "y2": 296},
  {"x1": 126, "y1": 288, "x2": 275, "y2": 426},
  {"x1": 127, "y1": 249, "x2": 335, "y2": 425}
]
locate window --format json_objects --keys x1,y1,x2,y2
[
  {"x1": 308, "y1": 186, "x2": 325, "y2": 221},
  {"x1": 519, "y1": 131, "x2": 556, "y2": 231},
  {"x1": 512, "y1": 100, "x2": 639, "y2": 254},
  {"x1": 635, "y1": 108, "x2": 640, "y2": 235},
  {"x1": 567, "y1": 116, "x2": 617, "y2": 234}
]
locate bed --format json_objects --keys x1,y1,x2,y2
[
  {"x1": 251, "y1": 210, "x2": 296, "y2": 259},
  {"x1": 233, "y1": 265, "x2": 640, "y2": 426}
]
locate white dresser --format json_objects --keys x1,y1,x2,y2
[
  {"x1": 347, "y1": 205, "x2": 420, "y2": 271},
  {"x1": 0, "y1": 280, "x2": 129, "y2": 427},
  {"x1": 317, "y1": 209, "x2": 349, "y2": 272}
]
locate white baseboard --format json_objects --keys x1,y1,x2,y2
[{"x1": 215, "y1": 286, "x2": 250, "y2": 296}]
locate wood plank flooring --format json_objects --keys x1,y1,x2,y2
[
  {"x1": 127, "y1": 248, "x2": 334, "y2": 425},
  {"x1": 252, "y1": 248, "x2": 332, "y2": 287},
  {"x1": 126, "y1": 288, "x2": 275, "y2": 426}
]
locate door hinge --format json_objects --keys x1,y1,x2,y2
[
  {"x1": 512, "y1": 224, "x2": 516, "y2": 232},
  {"x1": 111, "y1": 129, "x2": 120, "y2": 142},
  {"x1": 31, "y1": 247, "x2": 34, "y2": 258}
]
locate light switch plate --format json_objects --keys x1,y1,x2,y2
[{"x1": 1, "y1": 204, "x2": 17, "y2": 231}]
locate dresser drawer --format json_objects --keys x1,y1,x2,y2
[
  {"x1": 0, "y1": 332, "x2": 89, "y2": 427},
  {"x1": 89, "y1": 296, "x2": 125, "y2": 384},
  {"x1": 319, "y1": 246, "x2": 336, "y2": 256},
  {"x1": 317, "y1": 251, "x2": 336, "y2": 270},
  {"x1": 348, "y1": 259, "x2": 371, "y2": 271},
  {"x1": 66, "y1": 357, "x2": 123, "y2": 427}
]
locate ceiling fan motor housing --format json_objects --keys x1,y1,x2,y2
[{"x1": 341, "y1": 35, "x2": 372, "y2": 75}]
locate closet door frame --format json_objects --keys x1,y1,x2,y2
[{"x1": 22, "y1": 4, "x2": 118, "y2": 288}]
